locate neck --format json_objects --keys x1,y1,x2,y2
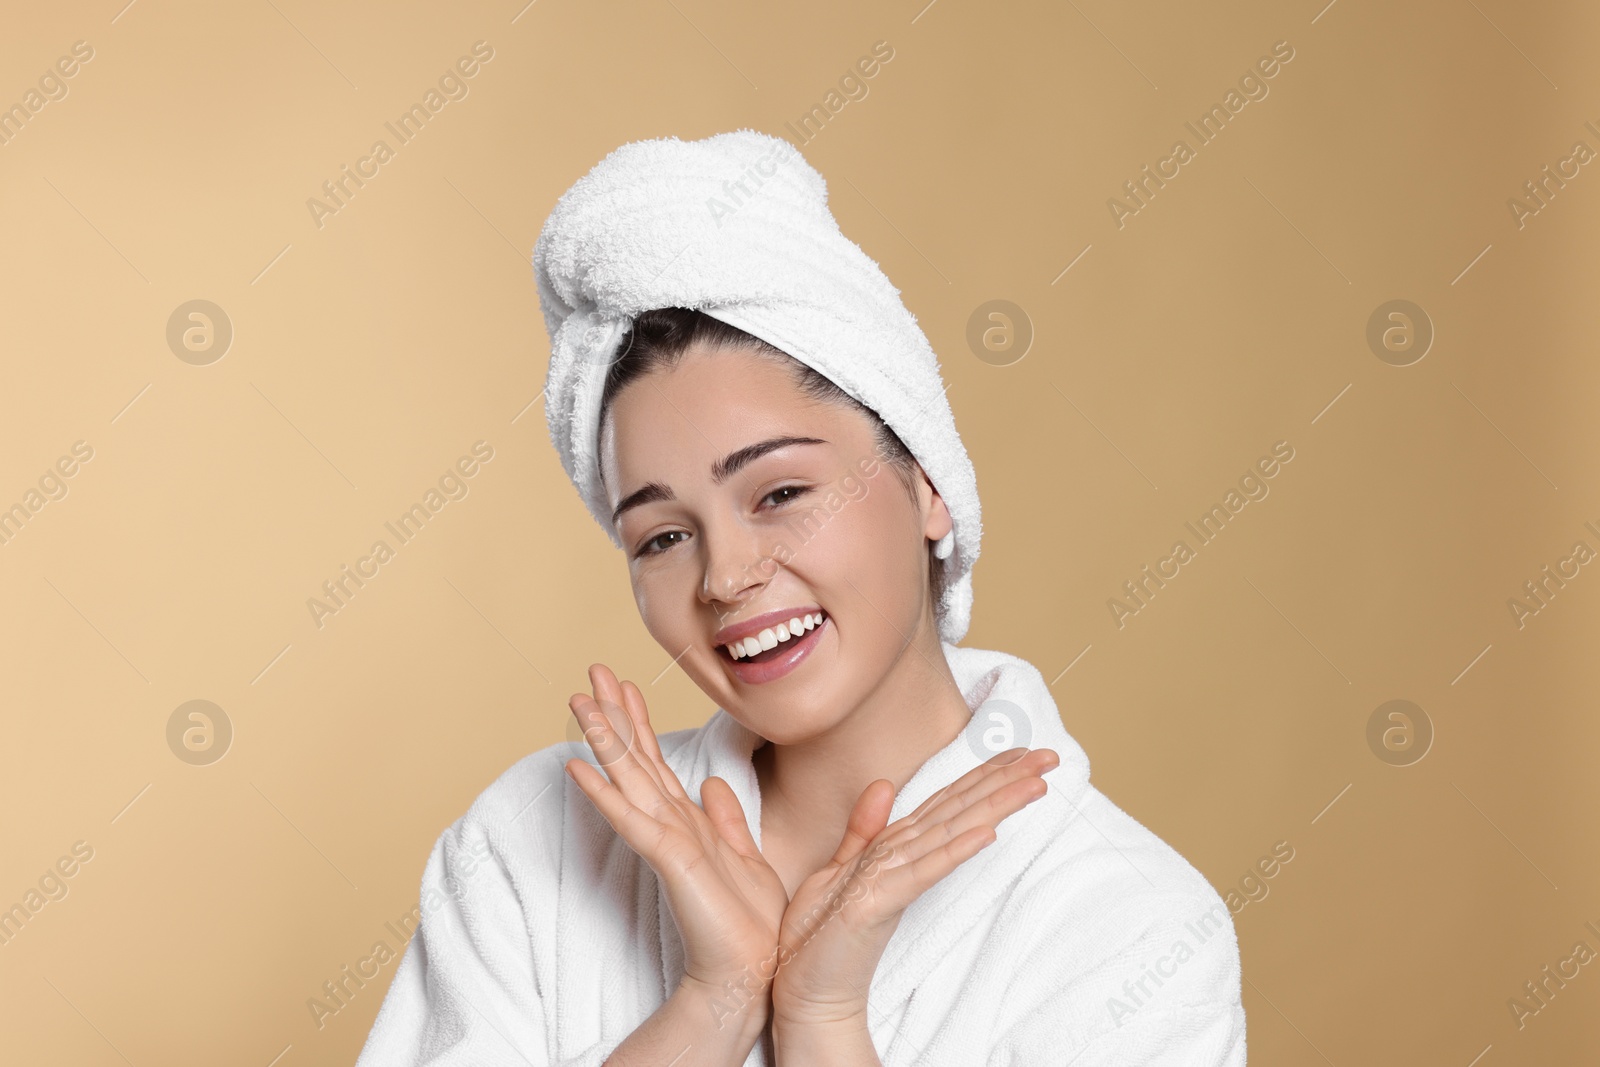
[{"x1": 754, "y1": 614, "x2": 973, "y2": 850}]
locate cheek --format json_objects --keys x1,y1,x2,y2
[
  {"x1": 793, "y1": 486, "x2": 921, "y2": 605},
  {"x1": 629, "y1": 565, "x2": 686, "y2": 642},
  {"x1": 784, "y1": 489, "x2": 878, "y2": 573}
]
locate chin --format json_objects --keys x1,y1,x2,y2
[
  {"x1": 742, "y1": 713, "x2": 838, "y2": 749},
  {"x1": 748, "y1": 675, "x2": 862, "y2": 744}
]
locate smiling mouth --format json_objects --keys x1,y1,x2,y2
[{"x1": 719, "y1": 609, "x2": 828, "y2": 664}]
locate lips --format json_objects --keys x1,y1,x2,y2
[
  {"x1": 713, "y1": 606, "x2": 825, "y2": 649},
  {"x1": 723, "y1": 614, "x2": 832, "y2": 687}
]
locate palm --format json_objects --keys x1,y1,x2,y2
[
  {"x1": 650, "y1": 774, "x2": 790, "y2": 989},
  {"x1": 564, "y1": 664, "x2": 789, "y2": 994},
  {"x1": 771, "y1": 749, "x2": 1059, "y2": 1020}
]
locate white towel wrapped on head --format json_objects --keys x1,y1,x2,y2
[{"x1": 533, "y1": 128, "x2": 982, "y2": 644}]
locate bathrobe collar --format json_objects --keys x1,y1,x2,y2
[{"x1": 657, "y1": 641, "x2": 1092, "y2": 1010}]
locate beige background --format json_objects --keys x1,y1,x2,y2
[{"x1": 1, "y1": 0, "x2": 1596, "y2": 1063}]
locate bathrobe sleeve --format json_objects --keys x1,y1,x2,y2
[{"x1": 354, "y1": 805, "x2": 613, "y2": 1067}]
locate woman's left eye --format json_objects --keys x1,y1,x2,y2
[{"x1": 763, "y1": 485, "x2": 810, "y2": 508}]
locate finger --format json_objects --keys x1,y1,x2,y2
[
  {"x1": 563, "y1": 756, "x2": 682, "y2": 865},
  {"x1": 894, "y1": 748, "x2": 1027, "y2": 828},
  {"x1": 876, "y1": 775, "x2": 1048, "y2": 872},
  {"x1": 821, "y1": 820, "x2": 998, "y2": 925},
  {"x1": 586, "y1": 673, "x2": 668, "y2": 798},
  {"x1": 619, "y1": 679, "x2": 666, "y2": 763},
  {"x1": 565, "y1": 757, "x2": 719, "y2": 884},
  {"x1": 929, "y1": 748, "x2": 1055, "y2": 821},
  {"x1": 825, "y1": 779, "x2": 895, "y2": 871},
  {"x1": 840, "y1": 760, "x2": 1043, "y2": 897},
  {"x1": 568, "y1": 692, "x2": 637, "y2": 773},
  {"x1": 610, "y1": 678, "x2": 730, "y2": 860},
  {"x1": 577, "y1": 664, "x2": 662, "y2": 786},
  {"x1": 700, "y1": 776, "x2": 760, "y2": 858},
  {"x1": 895, "y1": 748, "x2": 1056, "y2": 836},
  {"x1": 898, "y1": 824, "x2": 996, "y2": 893},
  {"x1": 618, "y1": 678, "x2": 687, "y2": 801},
  {"x1": 846, "y1": 822, "x2": 997, "y2": 919},
  {"x1": 576, "y1": 673, "x2": 719, "y2": 849},
  {"x1": 699, "y1": 777, "x2": 787, "y2": 900},
  {"x1": 889, "y1": 770, "x2": 1048, "y2": 859},
  {"x1": 587, "y1": 663, "x2": 641, "y2": 759},
  {"x1": 569, "y1": 691, "x2": 674, "y2": 821}
]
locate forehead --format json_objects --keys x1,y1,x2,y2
[{"x1": 600, "y1": 346, "x2": 853, "y2": 488}]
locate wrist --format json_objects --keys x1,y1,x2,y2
[
  {"x1": 771, "y1": 987, "x2": 870, "y2": 1030},
  {"x1": 771, "y1": 1008, "x2": 875, "y2": 1061},
  {"x1": 676, "y1": 973, "x2": 771, "y2": 1039}
]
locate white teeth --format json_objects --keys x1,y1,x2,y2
[{"x1": 726, "y1": 611, "x2": 825, "y2": 659}]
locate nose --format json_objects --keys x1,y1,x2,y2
[{"x1": 698, "y1": 510, "x2": 781, "y2": 608}]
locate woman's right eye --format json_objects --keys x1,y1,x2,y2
[{"x1": 638, "y1": 530, "x2": 688, "y2": 557}]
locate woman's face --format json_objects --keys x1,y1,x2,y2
[{"x1": 598, "y1": 342, "x2": 954, "y2": 744}]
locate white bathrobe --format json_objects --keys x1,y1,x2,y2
[{"x1": 355, "y1": 644, "x2": 1247, "y2": 1065}]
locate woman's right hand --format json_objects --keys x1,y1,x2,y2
[{"x1": 564, "y1": 663, "x2": 789, "y2": 1013}]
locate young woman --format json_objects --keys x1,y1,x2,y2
[{"x1": 356, "y1": 132, "x2": 1246, "y2": 1066}]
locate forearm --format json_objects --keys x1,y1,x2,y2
[
  {"x1": 771, "y1": 1011, "x2": 881, "y2": 1066},
  {"x1": 604, "y1": 978, "x2": 768, "y2": 1067}
]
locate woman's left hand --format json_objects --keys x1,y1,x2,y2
[{"x1": 769, "y1": 746, "x2": 1060, "y2": 1029}]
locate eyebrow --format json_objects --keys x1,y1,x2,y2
[{"x1": 610, "y1": 435, "x2": 828, "y2": 529}]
